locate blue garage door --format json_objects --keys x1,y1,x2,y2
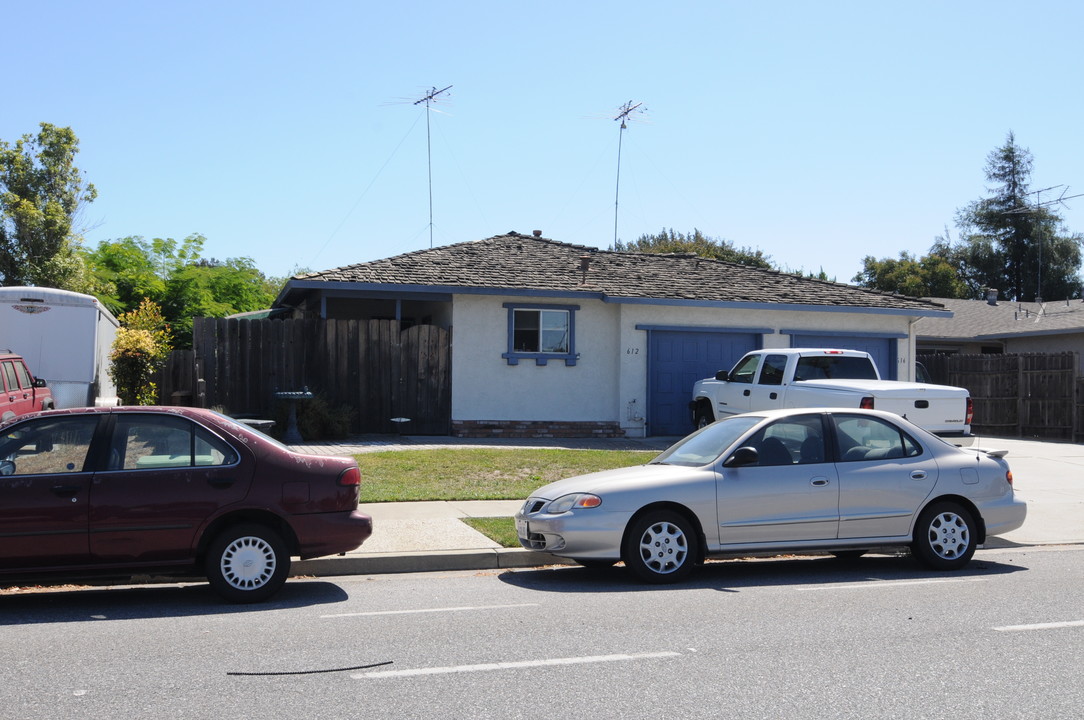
[
  {"x1": 789, "y1": 334, "x2": 896, "y2": 380},
  {"x1": 648, "y1": 330, "x2": 759, "y2": 436}
]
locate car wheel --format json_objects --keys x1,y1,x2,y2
[
  {"x1": 695, "y1": 406, "x2": 714, "y2": 430},
  {"x1": 623, "y1": 511, "x2": 698, "y2": 584},
  {"x1": 912, "y1": 502, "x2": 977, "y2": 570},
  {"x1": 205, "y1": 524, "x2": 290, "y2": 603}
]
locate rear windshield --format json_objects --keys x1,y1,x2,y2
[{"x1": 794, "y1": 356, "x2": 878, "y2": 381}]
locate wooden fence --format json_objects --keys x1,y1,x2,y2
[
  {"x1": 920, "y1": 352, "x2": 1080, "y2": 441},
  {"x1": 159, "y1": 317, "x2": 451, "y2": 435}
]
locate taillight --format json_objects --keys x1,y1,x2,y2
[
  {"x1": 1006, "y1": 470, "x2": 1014, "y2": 486},
  {"x1": 860, "y1": 396, "x2": 875, "y2": 410},
  {"x1": 965, "y1": 397, "x2": 974, "y2": 425},
  {"x1": 338, "y1": 466, "x2": 361, "y2": 487}
]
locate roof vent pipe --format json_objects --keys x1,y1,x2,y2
[
  {"x1": 579, "y1": 254, "x2": 592, "y2": 284},
  {"x1": 985, "y1": 288, "x2": 998, "y2": 306},
  {"x1": 533, "y1": 230, "x2": 542, "y2": 237}
]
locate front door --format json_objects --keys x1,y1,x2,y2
[
  {"x1": 0, "y1": 415, "x2": 100, "y2": 568},
  {"x1": 716, "y1": 415, "x2": 839, "y2": 544}
]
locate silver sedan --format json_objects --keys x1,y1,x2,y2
[{"x1": 516, "y1": 408, "x2": 1026, "y2": 583}]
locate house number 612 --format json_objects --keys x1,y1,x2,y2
[{"x1": 626, "y1": 348, "x2": 640, "y2": 355}]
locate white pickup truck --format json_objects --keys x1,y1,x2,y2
[{"x1": 690, "y1": 348, "x2": 972, "y2": 435}]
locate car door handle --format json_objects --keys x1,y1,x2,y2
[
  {"x1": 51, "y1": 485, "x2": 83, "y2": 497},
  {"x1": 811, "y1": 478, "x2": 830, "y2": 487},
  {"x1": 911, "y1": 471, "x2": 928, "y2": 480},
  {"x1": 208, "y1": 478, "x2": 236, "y2": 488},
  {"x1": 743, "y1": 389, "x2": 751, "y2": 396}
]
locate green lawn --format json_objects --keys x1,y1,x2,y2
[
  {"x1": 354, "y1": 447, "x2": 655, "y2": 502},
  {"x1": 461, "y1": 517, "x2": 520, "y2": 548}
]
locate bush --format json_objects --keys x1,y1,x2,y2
[{"x1": 109, "y1": 299, "x2": 171, "y2": 405}]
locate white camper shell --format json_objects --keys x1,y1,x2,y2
[{"x1": 0, "y1": 287, "x2": 121, "y2": 408}]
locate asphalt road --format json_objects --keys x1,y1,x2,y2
[{"x1": 2, "y1": 545, "x2": 1081, "y2": 719}]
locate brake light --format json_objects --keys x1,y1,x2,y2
[
  {"x1": 965, "y1": 397, "x2": 974, "y2": 425},
  {"x1": 860, "y1": 396, "x2": 875, "y2": 410},
  {"x1": 338, "y1": 466, "x2": 361, "y2": 487},
  {"x1": 1006, "y1": 470, "x2": 1014, "y2": 486}
]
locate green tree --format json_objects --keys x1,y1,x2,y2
[
  {"x1": 951, "y1": 132, "x2": 1082, "y2": 301},
  {"x1": 0, "y1": 123, "x2": 97, "y2": 287},
  {"x1": 615, "y1": 228, "x2": 774, "y2": 268},
  {"x1": 82, "y1": 233, "x2": 282, "y2": 347},
  {"x1": 853, "y1": 251, "x2": 968, "y2": 298}
]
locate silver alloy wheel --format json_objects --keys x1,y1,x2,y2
[
  {"x1": 926, "y1": 510, "x2": 970, "y2": 560},
  {"x1": 219, "y1": 534, "x2": 277, "y2": 590},
  {"x1": 637, "y1": 520, "x2": 689, "y2": 575}
]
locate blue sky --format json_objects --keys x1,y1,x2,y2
[{"x1": 4, "y1": 0, "x2": 1082, "y2": 287}]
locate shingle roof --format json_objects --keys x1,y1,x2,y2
[
  {"x1": 918, "y1": 296, "x2": 1084, "y2": 339},
  {"x1": 293, "y1": 232, "x2": 946, "y2": 313}
]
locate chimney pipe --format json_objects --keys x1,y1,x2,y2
[{"x1": 985, "y1": 288, "x2": 998, "y2": 306}]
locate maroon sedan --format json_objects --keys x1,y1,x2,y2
[{"x1": 0, "y1": 406, "x2": 372, "y2": 602}]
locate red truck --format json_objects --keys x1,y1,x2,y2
[{"x1": 0, "y1": 351, "x2": 54, "y2": 421}]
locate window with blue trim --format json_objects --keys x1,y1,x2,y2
[{"x1": 502, "y1": 303, "x2": 578, "y2": 366}]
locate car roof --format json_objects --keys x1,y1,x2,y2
[{"x1": 0, "y1": 405, "x2": 223, "y2": 430}]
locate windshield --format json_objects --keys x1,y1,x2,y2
[{"x1": 652, "y1": 415, "x2": 764, "y2": 467}]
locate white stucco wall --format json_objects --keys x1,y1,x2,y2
[
  {"x1": 451, "y1": 294, "x2": 621, "y2": 421},
  {"x1": 451, "y1": 293, "x2": 922, "y2": 433}
]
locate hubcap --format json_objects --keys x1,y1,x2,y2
[
  {"x1": 638, "y1": 521, "x2": 688, "y2": 574},
  {"x1": 927, "y1": 512, "x2": 970, "y2": 559},
  {"x1": 221, "y1": 535, "x2": 276, "y2": 590}
]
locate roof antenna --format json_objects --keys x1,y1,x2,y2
[
  {"x1": 412, "y1": 85, "x2": 453, "y2": 248},
  {"x1": 610, "y1": 100, "x2": 647, "y2": 249}
]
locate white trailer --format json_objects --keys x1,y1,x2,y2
[{"x1": 0, "y1": 286, "x2": 121, "y2": 408}]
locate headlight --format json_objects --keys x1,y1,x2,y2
[{"x1": 545, "y1": 493, "x2": 602, "y2": 513}]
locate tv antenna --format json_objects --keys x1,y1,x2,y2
[
  {"x1": 611, "y1": 100, "x2": 647, "y2": 248},
  {"x1": 1004, "y1": 184, "x2": 1082, "y2": 301},
  {"x1": 411, "y1": 85, "x2": 452, "y2": 248}
]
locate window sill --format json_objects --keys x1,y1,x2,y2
[{"x1": 502, "y1": 352, "x2": 578, "y2": 367}]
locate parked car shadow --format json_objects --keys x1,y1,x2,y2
[
  {"x1": 499, "y1": 551, "x2": 1028, "y2": 594},
  {"x1": 0, "y1": 578, "x2": 350, "y2": 625}
]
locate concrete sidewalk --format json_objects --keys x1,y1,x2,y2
[{"x1": 290, "y1": 434, "x2": 1084, "y2": 578}]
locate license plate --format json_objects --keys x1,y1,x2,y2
[{"x1": 515, "y1": 517, "x2": 529, "y2": 538}]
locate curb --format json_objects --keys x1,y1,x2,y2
[{"x1": 292, "y1": 548, "x2": 573, "y2": 577}]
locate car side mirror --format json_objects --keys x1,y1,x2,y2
[
  {"x1": 33, "y1": 377, "x2": 47, "y2": 388},
  {"x1": 723, "y1": 446, "x2": 758, "y2": 467},
  {"x1": 716, "y1": 370, "x2": 729, "y2": 381},
  {"x1": 0, "y1": 460, "x2": 14, "y2": 476}
]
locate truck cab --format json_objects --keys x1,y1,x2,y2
[{"x1": 0, "y1": 352, "x2": 54, "y2": 421}]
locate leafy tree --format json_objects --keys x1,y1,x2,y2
[
  {"x1": 82, "y1": 233, "x2": 282, "y2": 347},
  {"x1": 853, "y1": 251, "x2": 968, "y2": 298},
  {"x1": 0, "y1": 123, "x2": 97, "y2": 286},
  {"x1": 951, "y1": 133, "x2": 1082, "y2": 301},
  {"x1": 109, "y1": 299, "x2": 171, "y2": 405},
  {"x1": 854, "y1": 134, "x2": 1082, "y2": 301},
  {"x1": 615, "y1": 228, "x2": 774, "y2": 268}
]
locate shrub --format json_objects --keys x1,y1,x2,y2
[{"x1": 109, "y1": 299, "x2": 171, "y2": 405}]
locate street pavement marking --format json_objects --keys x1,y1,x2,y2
[
  {"x1": 352, "y1": 652, "x2": 683, "y2": 679},
  {"x1": 796, "y1": 578, "x2": 986, "y2": 591},
  {"x1": 994, "y1": 620, "x2": 1084, "y2": 632},
  {"x1": 321, "y1": 603, "x2": 539, "y2": 619}
]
